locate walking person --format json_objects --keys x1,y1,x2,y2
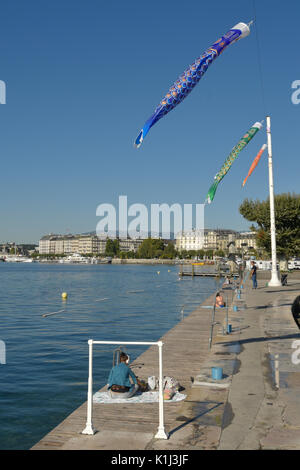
[{"x1": 250, "y1": 261, "x2": 257, "y2": 289}]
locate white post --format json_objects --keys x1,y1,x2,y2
[
  {"x1": 266, "y1": 115, "x2": 281, "y2": 286},
  {"x1": 155, "y1": 341, "x2": 168, "y2": 439},
  {"x1": 274, "y1": 354, "x2": 280, "y2": 389},
  {"x1": 82, "y1": 339, "x2": 95, "y2": 435}
]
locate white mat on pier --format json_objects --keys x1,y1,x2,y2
[{"x1": 93, "y1": 391, "x2": 186, "y2": 404}]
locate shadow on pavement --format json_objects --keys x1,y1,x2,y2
[
  {"x1": 169, "y1": 402, "x2": 223, "y2": 437},
  {"x1": 219, "y1": 333, "x2": 300, "y2": 347}
]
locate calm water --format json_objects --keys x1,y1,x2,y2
[{"x1": 0, "y1": 263, "x2": 218, "y2": 450}]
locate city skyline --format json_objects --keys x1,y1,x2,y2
[{"x1": 0, "y1": 226, "x2": 255, "y2": 246}]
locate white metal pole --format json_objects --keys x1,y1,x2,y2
[
  {"x1": 155, "y1": 341, "x2": 168, "y2": 439},
  {"x1": 266, "y1": 115, "x2": 281, "y2": 286},
  {"x1": 274, "y1": 354, "x2": 280, "y2": 389},
  {"x1": 82, "y1": 339, "x2": 95, "y2": 435}
]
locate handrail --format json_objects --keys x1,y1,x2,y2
[
  {"x1": 208, "y1": 270, "x2": 244, "y2": 348},
  {"x1": 208, "y1": 277, "x2": 225, "y2": 349},
  {"x1": 208, "y1": 300, "x2": 217, "y2": 349},
  {"x1": 241, "y1": 268, "x2": 250, "y2": 287},
  {"x1": 82, "y1": 339, "x2": 168, "y2": 440}
]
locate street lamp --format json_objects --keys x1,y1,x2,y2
[
  {"x1": 241, "y1": 242, "x2": 247, "y2": 267},
  {"x1": 227, "y1": 241, "x2": 235, "y2": 255},
  {"x1": 266, "y1": 116, "x2": 281, "y2": 287}
]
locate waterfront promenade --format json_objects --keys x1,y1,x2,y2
[{"x1": 32, "y1": 275, "x2": 300, "y2": 450}]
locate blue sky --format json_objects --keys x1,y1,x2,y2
[{"x1": 0, "y1": 0, "x2": 299, "y2": 243}]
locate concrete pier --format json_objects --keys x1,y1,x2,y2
[{"x1": 32, "y1": 275, "x2": 300, "y2": 450}]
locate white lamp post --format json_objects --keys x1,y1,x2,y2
[{"x1": 266, "y1": 116, "x2": 281, "y2": 287}]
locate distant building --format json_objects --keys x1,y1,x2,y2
[
  {"x1": 77, "y1": 235, "x2": 106, "y2": 254},
  {"x1": 0, "y1": 242, "x2": 37, "y2": 255},
  {"x1": 39, "y1": 235, "x2": 61, "y2": 254},
  {"x1": 63, "y1": 236, "x2": 78, "y2": 254},
  {"x1": 38, "y1": 234, "x2": 106, "y2": 255},
  {"x1": 215, "y1": 230, "x2": 236, "y2": 252},
  {"x1": 38, "y1": 233, "x2": 145, "y2": 255},
  {"x1": 119, "y1": 238, "x2": 144, "y2": 253},
  {"x1": 235, "y1": 232, "x2": 257, "y2": 251},
  {"x1": 203, "y1": 230, "x2": 218, "y2": 251},
  {"x1": 175, "y1": 229, "x2": 256, "y2": 253},
  {"x1": 38, "y1": 229, "x2": 258, "y2": 256},
  {"x1": 175, "y1": 230, "x2": 204, "y2": 252}
]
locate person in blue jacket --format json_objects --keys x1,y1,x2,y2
[
  {"x1": 250, "y1": 261, "x2": 258, "y2": 289},
  {"x1": 107, "y1": 352, "x2": 139, "y2": 399}
]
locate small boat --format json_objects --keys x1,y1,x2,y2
[
  {"x1": 4, "y1": 255, "x2": 33, "y2": 263},
  {"x1": 59, "y1": 253, "x2": 90, "y2": 264}
]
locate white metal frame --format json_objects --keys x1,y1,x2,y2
[{"x1": 82, "y1": 339, "x2": 169, "y2": 439}]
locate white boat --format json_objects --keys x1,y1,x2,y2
[
  {"x1": 4, "y1": 255, "x2": 33, "y2": 263},
  {"x1": 288, "y1": 259, "x2": 300, "y2": 270},
  {"x1": 59, "y1": 253, "x2": 90, "y2": 264}
]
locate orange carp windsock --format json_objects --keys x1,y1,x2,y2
[{"x1": 242, "y1": 143, "x2": 267, "y2": 187}]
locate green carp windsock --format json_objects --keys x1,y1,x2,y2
[
  {"x1": 134, "y1": 22, "x2": 251, "y2": 148},
  {"x1": 205, "y1": 121, "x2": 263, "y2": 204}
]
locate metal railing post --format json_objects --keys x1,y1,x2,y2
[
  {"x1": 82, "y1": 339, "x2": 95, "y2": 435},
  {"x1": 226, "y1": 293, "x2": 229, "y2": 333},
  {"x1": 155, "y1": 341, "x2": 168, "y2": 439},
  {"x1": 181, "y1": 305, "x2": 185, "y2": 321},
  {"x1": 209, "y1": 302, "x2": 216, "y2": 349}
]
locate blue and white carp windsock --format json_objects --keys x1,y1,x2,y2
[
  {"x1": 205, "y1": 121, "x2": 263, "y2": 204},
  {"x1": 134, "y1": 22, "x2": 251, "y2": 148}
]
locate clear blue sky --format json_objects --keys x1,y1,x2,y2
[{"x1": 0, "y1": 0, "x2": 299, "y2": 243}]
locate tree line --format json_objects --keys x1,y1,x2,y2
[
  {"x1": 239, "y1": 193, "x2": 300, "y2": 260},
  {"x1": 104, "y1": 238, "x2": 225, "y2": 260}
]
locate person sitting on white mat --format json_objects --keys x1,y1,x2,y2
[{"x1": 107, "y1": 352, "x2": 139, "y2": 399}]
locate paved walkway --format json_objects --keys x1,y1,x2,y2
[
  {"x1": 218, "y1": 277, "x2": 300, "y2": 450},
  {"x1": 32, "y1": 275, "x2": 300, "y2": 450}
]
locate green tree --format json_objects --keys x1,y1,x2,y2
[
  {"x1": 180, "y1": 250, "x2": 188, "y2": 259},
  {"x1": 137, "y1": 238, "x2": 165, "y2": 259},
  {"x1": 161, "y1": 242, "x2": 177, "y2": 259},
  {"x1": 105, "y1": 238, "x2": 120, "y2": 257},
  {"x1": 205, "y1": 250, "x2": 214, "y2": 259},
  {"x1": 188, "y1": 250, "x2": 197, "y2": 258},
  {"x1": 239, "y1": 193, "x2": 300, "y2": 260},
  {"x1": 215, "y1": 249, "x2": 225, "y2": 257},
  {"x1": 196, "y1": 249, "x2": 205, "y2": 259}
]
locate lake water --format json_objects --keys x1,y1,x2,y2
[{"x1": 0, "y1": 262, "x2": 219, "y2": 450}]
